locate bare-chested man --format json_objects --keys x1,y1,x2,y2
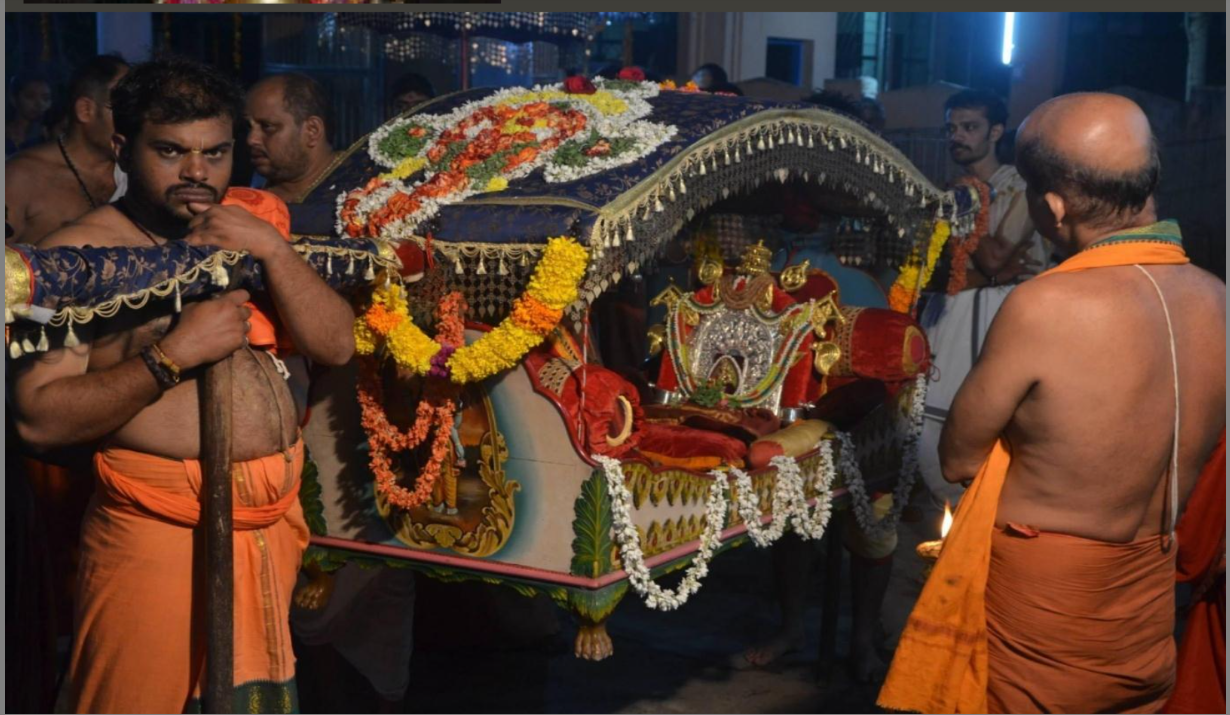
[
  {"x1": 246, "y1": 73, "x2": 340, "y2": 205},
  {"x1": 6, "y1": 55, "x2": 129, "y2": 245},
  {"x1": 5, "y1": 55, "x2": 131, "y2": 668},
  {"x1": 880, "y1": 93, "x2": 1225, "y2": 714},
  {"x1": 11, "y1": 56, "x2": 355, "y2": 714}
]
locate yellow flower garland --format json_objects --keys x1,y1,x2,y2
[
  {"x1": 499, "y1": 89, "x2": 629, "y2": 117},
  {"x1": 888, "y1": 220, "x2": 951, "y2": 314},
  {"x1": 355, "y1": 236, "x2": 590, "y2": 384}
]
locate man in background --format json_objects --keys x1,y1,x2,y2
[
  {"x1": 6, "y1": 54, "x2": 129, "y2": 245},
  {"x1": 917, "y1": 88, "x2": 1048, "y2": 506},
  {"x1": 4, "y1": 56, "x2": 131, "y2": 702},
  {"x1": 388, "y1": 72, "x2": 435, "y2": 118},
  {"x1": 6, "y1": 72, "x2": 53, "y2": 157},
  {"x1": 246, "y1": 73, "x2": 341, "y2": 205}
]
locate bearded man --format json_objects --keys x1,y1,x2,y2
[{"x1": 12, "y1": 56, "x2": 355, "y2": 714}]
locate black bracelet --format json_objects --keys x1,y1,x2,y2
[{"x1": 140, "y1": 345, "x2": 180, "y2": 391}]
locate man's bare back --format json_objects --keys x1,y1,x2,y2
[
  {"x1": 992, "y1": 263, "x2": 1225, "y2": 543},
  {"x1": 5, "y1": 143, "x2": 118, "y2": 245},
  {"x1": 20, "y1": 205, "x2": 297, "y2": 462}
]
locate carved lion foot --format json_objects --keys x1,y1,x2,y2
[
  {"x1": 574, "y1": 619, "x2": 614, "y2": 661},
  {"x1": 293, "y1": 563, "x2": 336, "y2": 611}
]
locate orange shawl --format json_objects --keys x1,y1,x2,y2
[
  {"x1": 220, "y1": 187, "x2": 294, "y2": 353},
  {"x1": 878, "y1": 231, "x2": 1190, "y2": 714}
]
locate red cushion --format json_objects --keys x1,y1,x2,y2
[
  {"x1": 827, "y1": 307, "x2": 930, "y2": 382},
  {"x1": 637, "y1": 423, "x2": 748, "y2": 464}
]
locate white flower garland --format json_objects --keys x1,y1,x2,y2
[
  {"x1": 841, "y1": 373, "x2": 928, "y2": 538},
  {"x1": 595, "y1": 454, "x2": 728, "y2": 611},
  {"x1": 729, "y1": 451, "x2": 837, "y2": 547},
  {"x1": 593, "y1": 439, "x2": 839, "y2": 611}
]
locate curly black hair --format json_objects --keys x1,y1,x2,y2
[
  {"x1": 944, "y1": 88, "x2": 1009, "y2": 129},
  {"x1": 110, "y1": 55, "x2": 244, "y2": 143}
]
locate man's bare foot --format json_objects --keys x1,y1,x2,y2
[
  {"x1": 849, "y1": 640, "x2": 888, "y2": 684},
  {"x1": 735, "y1": 630, "x2": 805, "y2": 669},
  {"x1": 293, "y1": 566, "x2": 336, "y2": 611},
  {"x1": 574, "y1": 620, "x2": 614, "y2": 661}
]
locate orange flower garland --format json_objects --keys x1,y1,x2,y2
[
  {"x1": 358, "y1": 291, "x2": 467, "y2": 511},
  {"x1": 509, "y1": 293, "x2": 563, "y2": 335},
  {"x1": 946, "y1": 176, "x2": 991, "y2": 295}
]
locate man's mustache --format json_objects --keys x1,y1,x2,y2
[{"x1": 166, "y1": 183, "x2": 219, "y2": 200}]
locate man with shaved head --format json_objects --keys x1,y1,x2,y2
[{"x1": 880, "y1": 93, "x2": 1226, "y2": 714}]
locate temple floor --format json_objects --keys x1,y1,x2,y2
[{"x1": 294, "y1": 497, "x2": 943, "y2": 714}]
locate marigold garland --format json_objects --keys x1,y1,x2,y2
[
  {"x1": 946, "y1": 177, "x2": 991, "y2": 295},
  {"x1": 354, "y1": 236, "x2": 589, "y2": 384},
  {"x1": 357, "y1": 358, "x2": 457, "y2": 511},
  {"x1": 888, "y1": 220, "x2": 951, "y2": 313}
]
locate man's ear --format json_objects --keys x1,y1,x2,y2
[
  {"x1": 989, "y1": 123, "x2": 1005, "y2": 144},
  {"x1": 112, "y1": 134, "x2": 129, "y2": 172},
  {"x1": 1043, "y1": 191, "x2": 1066, "y2": 228},
  {"x1": 73, "y1": 96, "x2": 96, "y2": 125},
  {"x1": 303, "y1": 116, "x2": 325, "y2": 148}
]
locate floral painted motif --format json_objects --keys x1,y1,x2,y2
[{"x1": 337, "y1": 79, "x2": 677, "y2": 240}]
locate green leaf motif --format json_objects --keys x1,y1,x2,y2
[
  {"x1": 377, "y1": 123, "x2": 432, "y2": 163},
  {"x1": 570, "y1": 469, "x2": 614, "y2": 578},
  {"x1": 298, "y1": 448, "x2": 328, "y2": 537}
]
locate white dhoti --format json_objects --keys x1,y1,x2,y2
[{"x1": 917, "y1": 285, "x2": 1015, "y2": 507}]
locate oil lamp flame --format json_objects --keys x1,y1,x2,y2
[{"x1": 940, "y1": 501, "x2": 953, "y2": 539}]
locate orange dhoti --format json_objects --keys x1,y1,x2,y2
[
  {"x1": 877, "y1": 227, "x2": 1193, "y2": 715},
  {"x1": 985, "y1": 526, "x2": 1176, "y2": 713},
  {"x1": 67, "y1": 442, "x2": 309, "y2": 714}
]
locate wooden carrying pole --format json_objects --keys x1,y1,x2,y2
[{"x1": 201, "y1": 356, "x2": 235, "y2": 714}]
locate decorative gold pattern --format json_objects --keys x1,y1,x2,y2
[
  {"x1": 901, "y1": 325, "x2": 924, "y2": 377},
  {"x1": 619, "y1": 461, "x2": 715, "y2": 510},
  {"x1": 779, "y1": 260, "x2": 811, "y2": 293},
  {"x1": 696, "y1": 258, "x2": 724, "y2": 287},
  {"x1": 650, "y1": 281, "x2": 686, "y2": 311},
  {"x1": 737, "y1": 240, "x2": 773, "y2": 276},
  {"x1": 646, "y1": 324, "x2": 666, "y2": 357},
  {"x1": 812, "y1": 341, "x2": 842, "y2": 376},
  {"x1": 7, "y1": 242, "x2": 398, "y2": 329},
  {"x1": 643, "y1": 515, "x2": 706, "y2": 558},
  {"x1": 5, "y1": 247, "x2": 31, "y2": 319}
]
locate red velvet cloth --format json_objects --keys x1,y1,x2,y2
[
  {"x1": 828, "y1": 306, "x2": 929, "y2": 382},
  {"x1": 522, "y1": 348, "x2": 644, "y2": 460},
  {"x1": 557, "y1": 365, "x2": 644, "y2": 459},
  {"x1": 783, "y1": 269, "x2": 840, "y2": 305},
  {"x1": 637, "y1": 422, "x2": 748, "y2": 464},
  {"x1": 1165, "y1": 430, "x2": 1226, "y2": 714}
]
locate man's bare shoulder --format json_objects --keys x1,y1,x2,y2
[
  {"x1": 4, "y1": 146, "x2": 61, "y2": 193},
  {"x1": 5, "y1": 143, "x2": 61, "y2": 175},
  {"x1": 994, "y1": 274, "x2": 1074, "y2": 331},
  {"x1": 36, "y1": 207, "x2": 130, "y2": 249},
  {"x1": 1176, "y1": 263, "x2": 1227, "y2": 299}
]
